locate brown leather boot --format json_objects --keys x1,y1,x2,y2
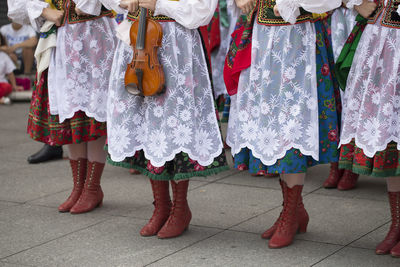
[
  {"x1": 269, "y1": 184, "x2": 304, "y2": 248},
  {"x1": 140, "y1": 179, "x2": 172, "y2": 236},
  {"x1": 157, "y1": 180, "x2": 192, "y2": 239},
  {"x1": 58, "y1": 158, "x2": 87, "y2": 212},
  {"x1": 376, "y1": 192, "x2": 400, "y2": 255},
  {"x1": 323, "y1": 162, "x2": 344, "y2": 188},
  {"x1": 70, "y1": 161, "x2": 104, "y2": 214},
  {"x1": 262, "y1": 180, "x2": 309, "y2": 239},
  {"x1": 337, "y1": 170, "x2": 359, "y2": 191}
]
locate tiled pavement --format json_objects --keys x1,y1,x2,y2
[{"x1": 0, "y1": 103, "x2": 399, "y2": 267}]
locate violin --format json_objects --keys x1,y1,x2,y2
[{"x1": 125, "y1": 8, "x2": 165, "y2": 96}]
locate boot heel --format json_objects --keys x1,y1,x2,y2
[
  {"x1": 298, "y1": 221, "x2": 308, "y2": 233},
  {"x1": 98, "y1": 200, "x2": 103, "y2": 208}
]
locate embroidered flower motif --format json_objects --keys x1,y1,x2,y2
[
  {"x1": 167, "y1": 116, "x2": 178, "y2": 128},
  {"x1": 241, "y1": 120, "x2": 258, "y2": 142},
  {"x1": 72, "y1": 40, "x2": 83, "y2": 52},
  {"x1": 180, "y1": 109, "x2": 191, "y2": 122},
  {"x1": 148, "y1": 130, "x2": 168, "y2": 158},
  {"x1": 173, "y1": 124, "x2": 192, "y2": 146},
  {"x1": 195, "y1": 129, "x2": 213, "y2": 157},
  {"x1": 110, "y1": 125, "x2": 130, "y2": 154},
  {"x1": 258, "y1": 128, "x2": 278, "y2": 156},
  {"x1": 153, "y1": 106, "x2": 163, "y2": 118},
  {"x1": 361, "y1": 118, "x2": 381, "y2": 147},
  {"x1": 283, "y1": 119, "x2": 302, "y2": 142}
]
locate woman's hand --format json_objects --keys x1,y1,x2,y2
[
  {"x1": 13, "y1": 85, "x2": 24, "y2": 92},
  {"x1": 354, "y1": 0, "x2": 377, "y2": 19},
  {"x1": 120, "y1": 0, "x2": 139, "y2": 13},
  {"x1": 273, "y1": 5, "x2": 280, "y2": 17},
  {"x1": 139, "y1": 0, "x2": 157, "y2": 11},
  {"x1": 75, "y1": 7, "x2": 89, "y2": 16},
  {"x1": 235, "y1": 0, "x2": 256, "y2": 14},
  {"x1": 41, "y1": 8, "x2": 64, "y2": 26}
]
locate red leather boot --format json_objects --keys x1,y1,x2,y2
[
  {"x1": 140, "y1": 179, "x2": 172, "y2": 236},
  {"x1": 58, "y1": 158, "x2": 87, "y2": 212},
  {"x1": 157, "y1": 180, "x2": 192, "y2": 239},
  {"x1": 376, "y1": 192, "x2": 400, "y2": 255},
  {"x1": 262, "y1": 180, "x2": 309, "y2": 239},
  {"x1": 70, "y1": 161, "x2": 104, "y2": 214},
  {"x1": 323, "y1": 162, "x2": 344, "y2": 189},
  {"x1": 269, "y1": 184, "x2": 304, "y2": 248},
  {"x1": 337, "y1": 170, "x2": 359, "y2": 191},
  {"x1": 391, "y1": 241, "x2": 400, "y2": 258}
]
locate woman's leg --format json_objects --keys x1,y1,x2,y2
[
  {"x1": 58, "y1": 142, "x2": 88, "y2": 212},
  {"x1": 269, "y1": 173, "x2": 308, "y2": 248},
  {"x1": 70, "y1": 137, "x2": 106, "y2": 214},
  {"x1": 376, "y1": 177, "x2": 400, "y2": 255}
]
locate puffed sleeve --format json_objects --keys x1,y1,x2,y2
[
  {"x1": 342, "y1": 0, "x2": 363, "y2": 9},
  {"x1": 99, "y1": 0, "x2": 128, "y2": 14},
  {"x1": 276, "y1": 0, "x2": 342, "y2": 24},
  {"x1": 153, "y1": 0, "x2": 219, "y2": 29},
  {"x1": 74, "y1": 0, "x2": 103, "y2": 16},
  {"x1": 24, "y1": 0, "x2": 49, "y2": 32}
]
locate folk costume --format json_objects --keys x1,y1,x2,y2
[
  {"x1": 338, "y1": 0, "x2": 400, "y2": 257},
  {"x1": 7, "y1": 0, "x2": 117, "y2": 214},
  {"x1": 102, "y1": 0, "x2": 228, "y2": 238},
  {"x1": 322, "y1": 1, "x2": 360, "y2": 190},
  {"x1": 225, "y1": 0, "x2": 342, "y2": 248}
]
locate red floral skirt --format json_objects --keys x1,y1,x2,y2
[
  {"x1": 27, "y1": 70, "x2": 107, "y2": 146},
  {"x1": 339, "y1": 140, "x2": 400, "y2": 177}
]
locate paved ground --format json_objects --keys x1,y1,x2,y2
[{"x1": 0, "y1": 103, "x2": 399, "y2": 267}]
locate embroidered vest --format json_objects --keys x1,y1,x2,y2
[
  {"x1": 52, "y1": 0, "x2": 113, "y2": 26},
  {"x1": 257, "y1": 0, "x2": 314, "y2": 26},
  {"x1": 368, "y1": 0, "x2": 400, "y2": 28},
  {"x1": 127, "y1": 9, "x2": 175, "y2": 22}
]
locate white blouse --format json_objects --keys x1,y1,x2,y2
[
  {"x1": 7, "y1": 0, "x2": 105, "y2": 32},
  {"x1": 276, "y1": 0, "x2": 342, "y2": 24},
  {"x1": 100, "y1": 0, "x2": 218, "y2": 29}
]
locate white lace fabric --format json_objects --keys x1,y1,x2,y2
[
  {"x1": 226, "y1": 22, "x2": 319, "y2": 165},
  {"x1": 107, "y1": 22, "x2": 224, "y2": 167},
  {"x1": 331, "y1": 7, "x2": 358, "y2": 61},
  {"x1": 47, "y1": 17, "x2": 117, "y2": 123},
  {"x1": 339, "y1": 19, "x2": 400, "y2": 157},
  {"x1": 344, "y1": 0, "x2": 363, "y2": 9}
]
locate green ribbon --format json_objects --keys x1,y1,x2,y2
[
  {"x1": 335, "y1": 15, "x2": 368, "y2": 91},
  {"x1": 219, "y1": 0, "x2": 229, "y2": 28}
]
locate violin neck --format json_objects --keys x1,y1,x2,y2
[{"x1": 136, "y1": 7, "x2": 147, "y2": 50}]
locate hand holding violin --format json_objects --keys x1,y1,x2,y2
[
  {"x1": 139, "y1": 0, "x2": 158, "y2": 11},
  {"x1": 120, "y1": 0, "x2": 139, "y2": 13}
]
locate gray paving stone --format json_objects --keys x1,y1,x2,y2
[
  {"x1": 0, "y1": 141, "x2": 51, "y2": 165},
  {"x1": 216, "y1": 164, "x2": 328, "y2": 193},
  {"x1": 149, "y1": 230, "x2": 341, "y2": 267},
  {"x1": 0, "y1": 129, "x2": 32, "y2": 150},
  {"x1": 0, "y1": 201, "x2": 20, "y2": 211},
  {"x1": 0, "y1": 261, "x2": 35, "y2": 267},
  {"x1": 313, "y1": 175, "x2": 387, "y2": 202},
  {"x1": 0, "y1": 204, "x2": 110, "y2": 259},
  {"x1": 0, "y1": 104, "x2": 30, "y2": 132},
  {"x1": 350, "y1": 222, "x2": 391, "y2": 250},
  {"x1": 5, "y1": 217, "x2": 220, "y2": 267},
  {"x1": 185, "y1": 183, "x2": 282, "y2": 229},
  {"x1": 232, "y1": 194, "x2": 389, "y2": 246},
  {"x1": 314, "y1": 246, "x2": 399, "y2": 267},
  {"x1": 0, "y1": 161, "x2": 71, "y2": 203}
]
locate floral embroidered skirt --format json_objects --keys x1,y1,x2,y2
[
  {"x1": 108, "y1": 150, "x2": 229, "y2": 181},
  {"x1": 339, "y1": 140, "x2": 400, "y2": 177},
  {"x1": 233, "y1": 19, "x2": 341, "y2": 174},
  {"x1": 27, "y1": 70, "x2": 107, "y2": 146}
]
